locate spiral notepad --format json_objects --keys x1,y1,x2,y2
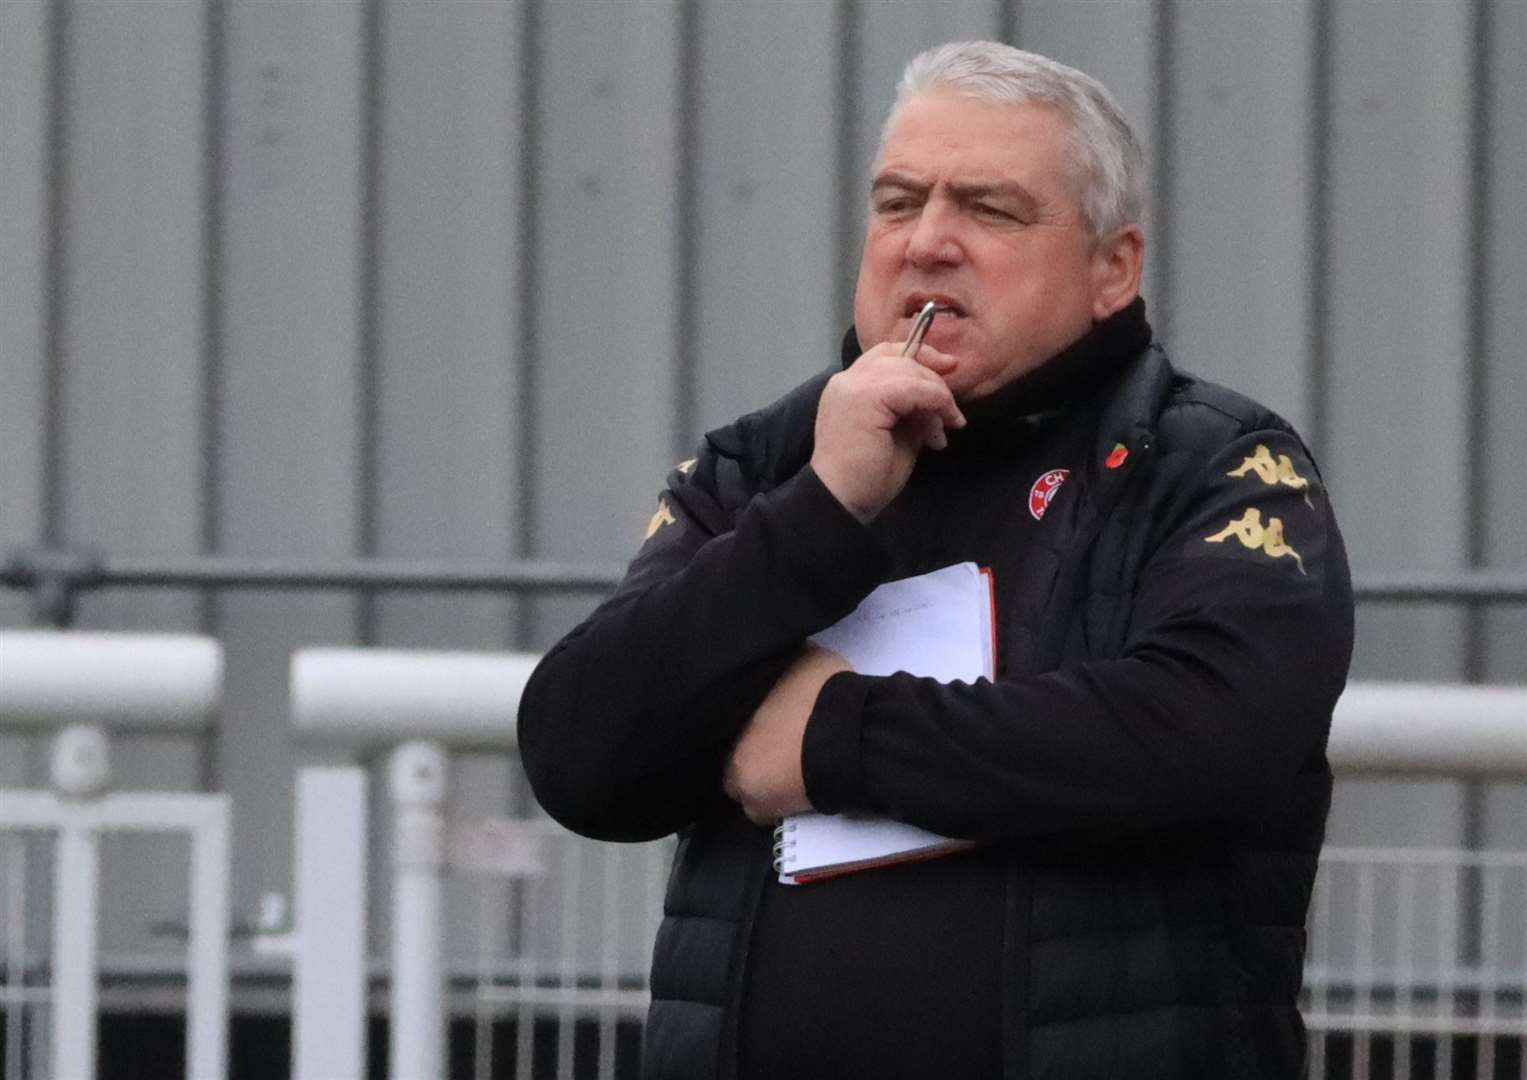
[
  {"x1": 773, "y1": 562, "x2": 994, "y2": 884},
  {"x1": 773, "y1": 813, "x2": 978, "y2": 884}
]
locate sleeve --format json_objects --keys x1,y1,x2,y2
[
  {"x1": 516, "y1": 454, "x2": 891, "y2": 842},
  {"x1": 800, "y1": 429, "x2": 1355, "y2": 849}
]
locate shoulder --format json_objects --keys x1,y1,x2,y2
[
  {"x1": 1152, "y1": 370, "x2": 1310, "y2": 470},
  {"x1": 1123, "y1": 363, "x2": 1348, "y2": 589},
  {"x1": 641, "y1": 368, "x2": 832, "y2": 543},
  {"x1": 1113, "y1": 355, "x2": 1341, "y2": 566},
  {"x1": 697, "y1": 368, "x2": 833, "y2": 492}
]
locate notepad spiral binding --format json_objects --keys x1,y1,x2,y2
[{"x1": 770, "y1": 819, "x2": 797, "y2": 873}]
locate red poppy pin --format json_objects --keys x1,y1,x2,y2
[{"x1": 1105, "y1": 443, "x2": 1129, "y2": 469}]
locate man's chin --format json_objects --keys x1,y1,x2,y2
[
  {"x1": 939, "y1": 351, "x2": 1004, "y2": 402},
  {"x1": 918, "y1": 318, "x2": 968, "y2": 356},
  {"x1": 949, "y1": 353, "x2": 1053, "y2": 403},
  {"x1": 933, "y1": 358, "x2": 990, "y2": 404}
]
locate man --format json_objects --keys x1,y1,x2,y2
[{"x1": 519, "y1": 41, "x2": 1353, "y2": 1080}]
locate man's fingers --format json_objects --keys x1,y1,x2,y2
[
  {"x1": 878, "y1": 377, "x2": 967, "y2": 433},
  {"x1": 901, "y1": 362, "x2": 967, "y2": 429},
  {"x1": 725, "y1": 761, "x2": 785, "y2": 826},
  {"x1": 921, "y1": 413, "x2": 948, "y2": 451},
  {"x1": 743, "y1": 804, "x2": 774, "y2": 827},
  {"x1": 869, "y1": 341, "x2": 958, "y2": 379},
  {"x1": 908, "y1": 343, "x2": 958, "y2": 375},
  {"x1": 814, "y1": 348, "x2": 968, "y2": 520},
  {"x1": 897, "y1": 409, "x2": 947, "y2": 452}
]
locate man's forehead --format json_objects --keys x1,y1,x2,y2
[
  {"x1": 873, "y1": 92, "x2": 1083, "y2": 206},
  {"x1": 881, "y1": 91, "x2": 1068, "y2": 142},
  {"x1": 877, "y1": 95, "x2": 1070, "y2": 171}
]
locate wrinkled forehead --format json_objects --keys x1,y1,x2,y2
[{"x1": 874, "y1": 89, "x2": 1089, "y2": 200}]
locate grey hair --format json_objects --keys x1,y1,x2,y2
[{"x1": 884, "y1": 41, "x2": 1144, "y2": 238}]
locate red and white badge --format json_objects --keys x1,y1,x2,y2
[{"x1": 1028, "y1": 468, "x2": 1070, "y2": 521}]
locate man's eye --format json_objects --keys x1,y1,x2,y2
[
  {"x1": 973, "y1": 203, "x2": 1016, "y2": 221},
  {"x1": 874, "y1": 197, "x2": 916, "y2": 216}
]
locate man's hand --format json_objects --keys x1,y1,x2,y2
[
  {"x1": 724, "y1": 645, "x2": 852, "y2": 825},
  {"x1": 811, "y1": 341, "x2": 966, "y2": 523}
]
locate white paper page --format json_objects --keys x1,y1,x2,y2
[
  {"x1": 808, "y1": 561, "x2": 989, "y2": 683},
  {"x1": 779, "y1": 562, "x2": 993, "y2": 884}
]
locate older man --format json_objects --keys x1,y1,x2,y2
[{"x1": 519, "y1": 41, "x2": 1353, "y2": 1080}]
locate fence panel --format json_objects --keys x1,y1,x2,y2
[
  {"x1": 1306, "y1": 848, "x2": 1527, "y2": 1080},
  {"x1": 0, "y1": 792, "x2": 230, "y2": 1080},
  {"x1": 454, "y1": 821, "x2": 673, "y2": 1080}
]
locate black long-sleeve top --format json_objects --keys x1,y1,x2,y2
[
  {"x1": 517, "y1": 307, "x2": 1354, "y2": 1077},
  {"x1": 518, "y1": 308, "x2": 1352, "y2": 852}
]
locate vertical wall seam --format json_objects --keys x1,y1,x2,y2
[
  {"x1": 1459, "y1": 0, "x2": 1494, "y2": 941},
  {"x1": 200, "y1": 0, "x2": 226, "y2": 584},
  {"x1": 1306, "y1": 0, "x2": 1333, "y2": 458},
  {"x1": 998, "y1": 0, "x2": 1020, "y2": 47},
  {"x1": 514, "y1": 0, "x2": 543, "y2": 649},
  {"x1": 832, "y1": 0, "x2": 860, "y2": 326},
  {"x1": 41, "y1": 0, "x2": 72, "y2": 551},
  {"x1": 673, "y1": 0, "x2": 701, "y2": 459},
  {"x1": 1464, "y1": 0, "x2": 1492, "y2": 601},
  {"x1": 1150, "y1": 0, "x2": 1175, "y2": 346},
  {"x1": 356, "y1": 0, "x2": 384, "y2": 644},
  {"x1": 197, "y1": 0, "x2": 228, "y2": 791}
]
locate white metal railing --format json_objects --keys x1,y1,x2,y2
[
  {"x1": 1306, "y1": 846, "x2": 1527, "y2": 1080},
  {"x1": 284, "y1": 652, "x2": 1527, "y2": 1080},
  {"x1": 453, "y1": 819, "x2": 671, "y2": 1080},
  {"x1": 1327, "y1": 682, "x2": 1527, "y2": 776},
  {"x1": 2, "y1": 629, "x2": 1522, "y2": 1080},
  {"x1": 261, "y1": 766, "x2": 369, "y2": 1080},
  {"x1": 0, "y1": 630, "x2": 229, "y2": 1080},
  {"x1": 288, "y1": 648, "x2": 545, "y2": 1080}
]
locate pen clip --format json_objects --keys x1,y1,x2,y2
[{"x1": 902, "y1": 301, "x2": 938, "y2": 357}]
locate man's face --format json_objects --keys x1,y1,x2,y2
[{"x1": 853, "y1": 90, "x2": 1133, "y2": 400}]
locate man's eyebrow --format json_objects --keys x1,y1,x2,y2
[
  {"x1": 870, "y1": 173, "x2": 929, "y2": 196},
  {"x1": 949, "y1": 180, "x2": 1041, "y2": 213},
  {"x1": 869, "y1": 173, "x2": 1042, "y2": 214}
]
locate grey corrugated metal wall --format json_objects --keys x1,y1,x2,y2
[{"x1": 1, "y1": 0, "x2": 1523, "y2": 973}]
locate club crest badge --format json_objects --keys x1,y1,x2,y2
[{"x1": 1028, "y1": 468, "x2": 1070, "y2": 521}]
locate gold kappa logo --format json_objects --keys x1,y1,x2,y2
[
  {"x1": 644, "y1": 497, "x2": 676, "y2": 539},
  {"x1": 643, "y1": 461, "x2": 696, "y2": 540},
  {"x1": 1227, "y1": 444, "x2": 1312, "y2": 506},
  {"x1": 1204, "y1": 508, "x2": 1305, "y2": 574}
]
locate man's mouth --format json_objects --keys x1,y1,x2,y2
[{"x1": 903, "y1": 294, "x2": 967, "y2": 318}]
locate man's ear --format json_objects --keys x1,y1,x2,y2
[{"x1": 1090, "y1": 224, "x2": 1144, "y2": 320}]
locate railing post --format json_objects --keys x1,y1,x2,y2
[
  {"x1": 50, "y1": 723, "x2": 109, "y2": 1080},
  {"x1": 290, "y1": 647, "x2": 538, "y2": 1080},
  {"x1": 289, "y1": 766, "x2": 369, "y2": 1080},
  {"x1": 389, "y1": 740, "x2": 449, "y2": 1080},
  {"x1": 1, "y1": 630, "x2": 226, "y2": 1080},
  {"x1": 186, "y1": 798, "x2": 231, "y2": 1080}
]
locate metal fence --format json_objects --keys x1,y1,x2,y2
[
  {"x1": 2, "y1": 815, "x2": 1522, "y2": 1080},
  {"x1": 0, "y1": 794, "x2": 231, "y2": 1080},
  {"x1": 2, "y1": 557, "x2": 1525, "y2": 1080},
  {"x1": 1306, "y1": 847, "x2": 1527, "y2": 1080},
  {"x1": 455, "y1": 823, "x2": 672, "y2": 1080}
]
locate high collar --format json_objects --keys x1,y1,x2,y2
[{"x1": 838, "y1": 297, "x2": 1153, "y2": 453}]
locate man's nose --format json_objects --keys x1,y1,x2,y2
[{"x1": 905, "y1": 203, "x2": 963, "y2": 269}]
